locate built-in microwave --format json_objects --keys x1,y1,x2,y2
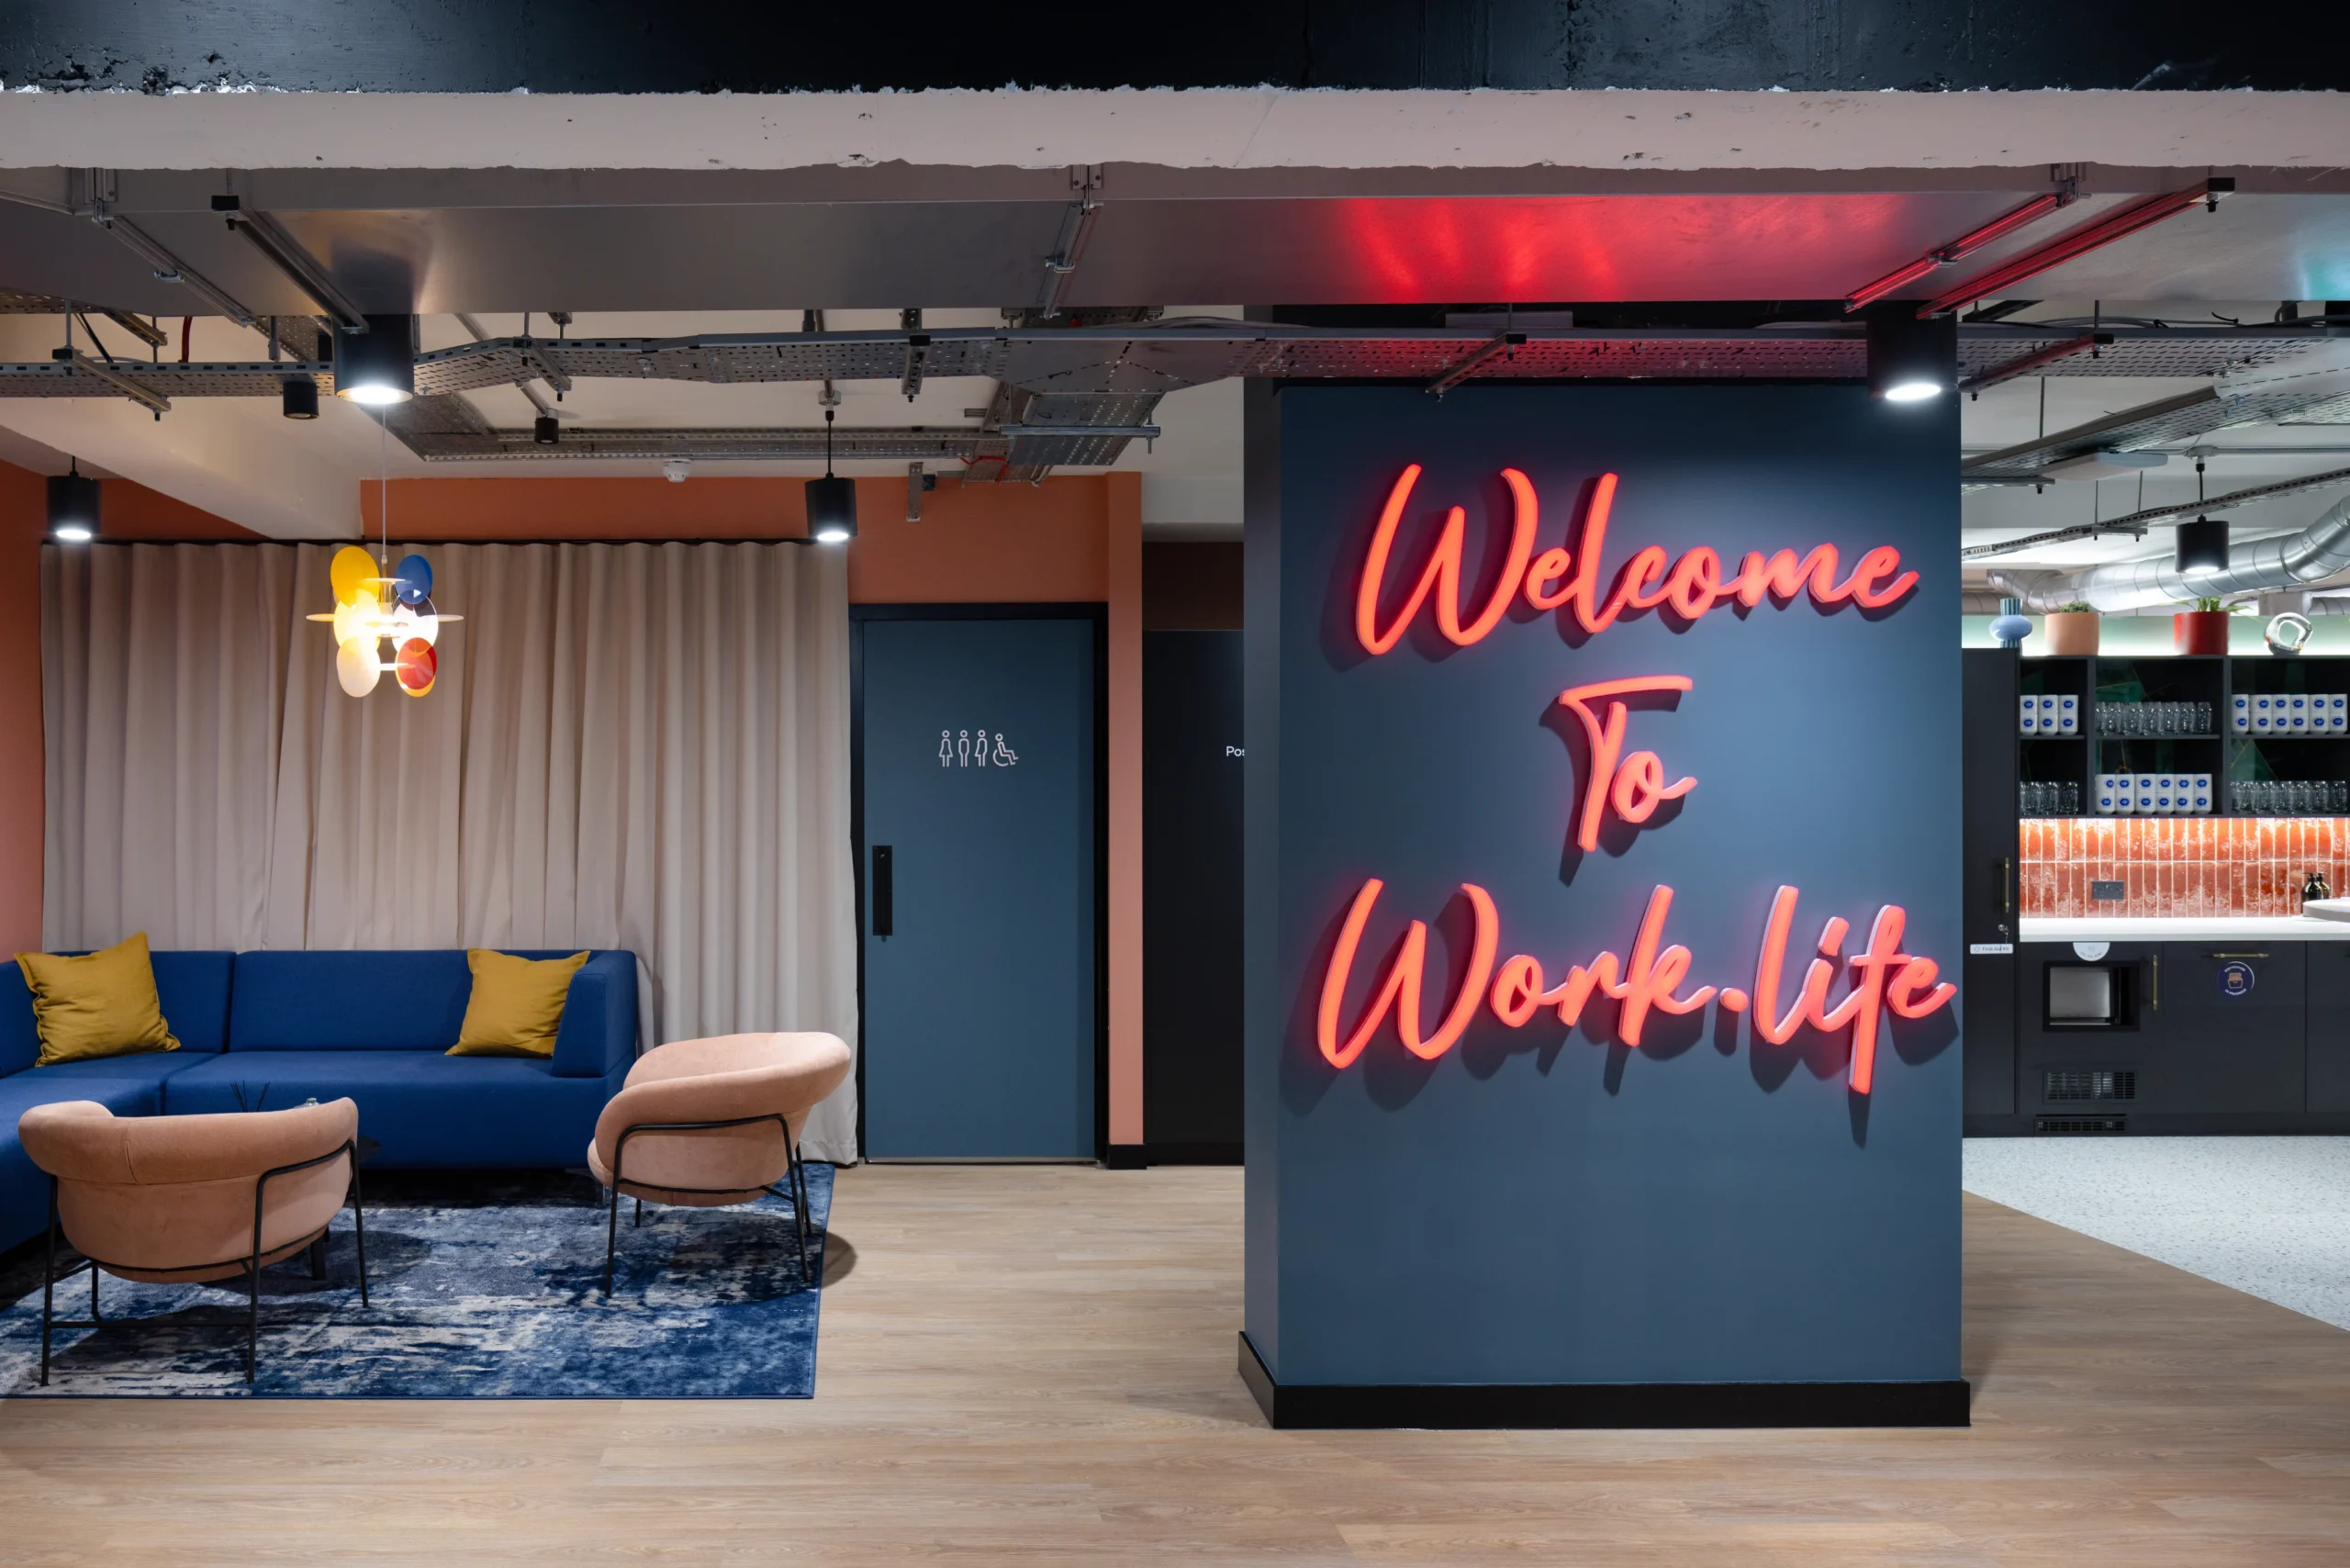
[{"x1": 2042, "y1": 960, "x2": 2141, "y2": 1030}]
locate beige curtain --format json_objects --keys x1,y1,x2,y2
[{"x1": 42, "y1": 540, "x2": 861, "y2": 1161}]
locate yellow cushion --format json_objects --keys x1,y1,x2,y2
[
  {"x1": 13, "y1": 933, "x2": 181, "y2": 1066},
  {"x1": 448, "y1": 950, "x2": 589, "y2": 1058}
]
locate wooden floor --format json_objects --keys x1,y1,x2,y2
[{"x1": 1, "y1": 1166, "x2": 2346, "y2": 1565}]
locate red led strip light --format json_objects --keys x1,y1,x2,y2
[
  {"x1": 1843, "y1": 192, "x2": 2068, "y2": 311},
  {"x1": 1916, "y1": 181, "x2": 2229, "y2": 319}
]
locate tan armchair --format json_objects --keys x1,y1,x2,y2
[
  {"x1": 17, "y1": 1098, "x2": 366, "y2": 1384},
  {"x1": 587, "y1": 1032, "x2": 852, "y2": 1297}
]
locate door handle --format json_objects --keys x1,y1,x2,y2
[
  {"x1": 2209, "y1": 951, "x2": 2267, "y2": 959},
  {"x1": 2002, "y1": 857, "x2": 2014, "y2": 919},
  {"x1": 2150, "y1": 953, "x2": 2160, "y2": 1013},
  {"x1": 872, "y1": 845, "x2": 893, "y2": 936}
]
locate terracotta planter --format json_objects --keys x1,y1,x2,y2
[
  {"x1": 2174, "y1": 610, "x2": 2232, "y2": 655},
  {"x1": 2043, "y1": 610, "x2": 2100, "y2": 655}
]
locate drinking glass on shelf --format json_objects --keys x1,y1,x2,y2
[
  {"x1": 2333, "y1": 780, "x2": 2348, "y2": 813},
  {"x1": 2199, "y1": 700, "x2": 2213, "y2": 734},
  {"x1": 2062, "y1": 781, "x2": 2079, "y2": 815}
]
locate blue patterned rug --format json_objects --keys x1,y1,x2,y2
[{"x1": 0, "y1": 1164, "x2": 833, "y2": 1397}]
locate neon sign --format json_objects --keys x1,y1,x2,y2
[
  {"x1": 1356, "y1": 465, "x2": 1919, "y2": 655},
  {"x1": 1317, "y1": 879, "x2": 1955, "y2": 1092},
  {"x1": 1556, "y1": 677, "x2": 1697, "y2": 852},
  {"x1": 1318, "y1": 464, "x2": 1955, "y2": 1096}
]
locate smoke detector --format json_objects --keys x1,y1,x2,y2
[{"x1": 663, "y1": 459, "x2": 690, "y2": 484}]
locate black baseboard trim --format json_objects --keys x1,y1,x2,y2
[
  {"x1": 1238, "y1": 1333, "x2": 1969, "y2": 1429},
  {"x1": 1143, "y1": 1141, "x2": 1244, "y2": 1165},
  {"x1": 1104, "y1": 1142, "x2": 1242, "y2": 1169}
]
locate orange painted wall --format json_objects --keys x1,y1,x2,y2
[
  {"x1": 0, "y1": 466, "x2": 257, "y2": 950},
  {"x1": 365, "y1": 470, "x2": 1150, "y2": 1148},
  {"x1": 361, "y1": 471, "x2": 1113, "y2": 600},
  {"x1": 103, "y1": 482, "x2": 263, "y2": 541},
  {"x1": 0, "y1": 465, "x2": 46, "y2": 953}
]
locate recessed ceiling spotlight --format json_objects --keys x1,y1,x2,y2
[
  {"x1": 331, "y1": 314, "x2": 417, "y2": 406},
  {"x1": 663, "y1": 458, "x2": 690, "y2": 483}
]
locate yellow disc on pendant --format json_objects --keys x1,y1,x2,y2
[{"x1": 330, "y1": 545, "x2": 378, "y2": 606}]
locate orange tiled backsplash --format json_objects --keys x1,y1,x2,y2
[{"x1": 2019, "y1": 817, "x2": 2348, "y2": 917}]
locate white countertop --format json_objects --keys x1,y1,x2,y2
[{"x1": 2019, "y1": 915, "x2": 2350, "y2": 942}]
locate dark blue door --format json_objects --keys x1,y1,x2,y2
[{"x1": 860, "y1": 616, "x2": 1096, "y2": 1158}]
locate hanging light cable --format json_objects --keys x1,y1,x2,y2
[
  {"x1": 2176, "y1": 452, "x2": 2231, "y2": 579},
  {"x1": 806, "y1": 403, "x2": 858, "y2": 543},
  {"x1": 307, "y1": 408, "x2": 461, "y2": 695}
]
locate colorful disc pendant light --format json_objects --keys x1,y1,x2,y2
[{"x1": 308, "y1": 417, "x2": 460, "y2": 696}]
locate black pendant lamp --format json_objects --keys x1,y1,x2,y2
[
  {"x1": 331, "y1": 314, "x2": 417, "y2": 406},
  {"x1": 806, "y1": 407, "x2": 857, "y2": 543},
  {"x1": 280, "y1": 375, "x2": 319, "y2": 420},
  {"x1": 1864, "y1": 302, "x2": 1957, "y2": 404},
  {"x1": 48, "y1": 459, "x2": 99, "y2": 542},
  {"x1": 2176, "y1": 515, "x2": 2230, "y2": 578}
]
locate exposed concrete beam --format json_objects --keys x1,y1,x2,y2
[{"x1": 0, "y1": 90, "x2": 2345, "y2": 176}]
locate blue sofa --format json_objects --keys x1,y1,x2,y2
[{"x1": 0, "y1": 948, "x2": 637, "y2": 1253}]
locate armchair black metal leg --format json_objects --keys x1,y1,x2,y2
[
  {"x1": 633, "y1": 1196, "x2": 642, "y2": 1228},
  {"x1": 245, "y1": 1254, "x2": 260, "y2": 1384},
  {"x1": 308, "y1": 1233, "x2": 328, "y2": 1282},
  {"x1": 39, "y1": 1185, "x2": 57, "y2": 1387},
  {"x1": 604, "y1": 1178, "x2": 621, "y2": 1300},
  {"x1": 787, "y1": 1137, "x2": 812, "y2": 1282},
  {"x1": 350, "y1": 1159, "x2": 369, "y2": 1308}
]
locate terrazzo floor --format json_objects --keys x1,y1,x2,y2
[{"x1": 1964, "y1": 1135, "x2": 2350, "y2": 1330}]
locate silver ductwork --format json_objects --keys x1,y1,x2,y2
[{"x1": 1988, "y1": 495, "x2": 2350, "y2": 612}]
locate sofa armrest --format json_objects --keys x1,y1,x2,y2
[{"x1": 551, "y1": 953, "x2": 638, "y2": 1080}]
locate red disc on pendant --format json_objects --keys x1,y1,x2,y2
[{"x1": 395, "y1": 637, "x2": 437, "y2": 696}]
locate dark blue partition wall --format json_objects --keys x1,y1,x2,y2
[{"x1": 1242, "y1": 383, "x2": 1964, "y2": 1427}]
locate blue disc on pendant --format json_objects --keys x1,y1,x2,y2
[{"x1": 394, "y1": 553, "x2": 432, "y2": 605}]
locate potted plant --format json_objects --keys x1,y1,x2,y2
[
  {"x1": 2174, "y1": 596, "x2": 2235, "y2": 656},
  {"x1": 2044, "y1": 601, "x2": 2101, "y2": 655}
]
